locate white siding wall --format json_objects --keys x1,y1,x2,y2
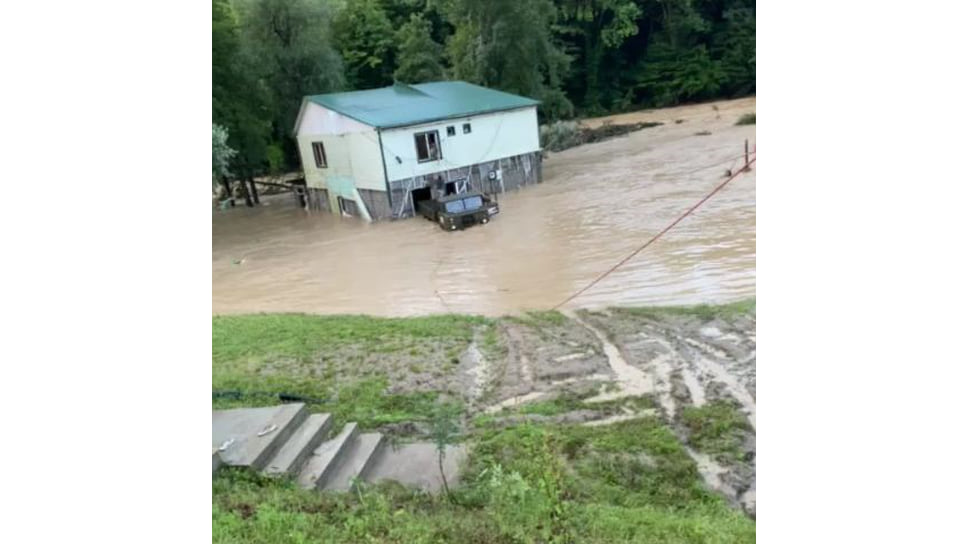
[
  {"x1": 379, "y1": 106, "x2": 539, "y2": 183},
  {"x1": 295, "y1": 103, "x2": 386, "y2": 192}
]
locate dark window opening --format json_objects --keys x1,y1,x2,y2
[
  {"x1": 337, "y1": 196, "x2": 357, "y2": 217},
  {"x1": 462, "y1": 123, "x2": 472, "y2": 134},
  {"x1": 444, "y1": 181, "x2": 457, "y2": 195},
  {"x1": 312, "y1": 142, "x2": 327, "y2": 168},
  {"x1": 446, "y1": 126, "x2": 456, "y2": 136},
  {"x1": 414, "y1": 130, "x2": 441, "y2": 162}
]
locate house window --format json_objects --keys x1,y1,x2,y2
[
  {"x1": 446, "y1": 126, "x2": 456, "y2": 136},
  {"x1": 337, "y1": 196, "x2": 358, "y2": 217},
  {"x1": 463, "y1": 123, "x2": 472, "y2": 134},
  {"x1": 414, "y1": 130, "x2": 441, "y2": 162},
  {"x1": 312, "y1": 142, "x2": 327, "y2": 168}
]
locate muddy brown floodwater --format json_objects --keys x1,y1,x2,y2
[{"x1": 213, "y1": 97, "x2": 755, "y2": 317}]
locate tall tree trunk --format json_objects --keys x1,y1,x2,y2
[
  {"x1": 239, "y1": 178, "x2": 254, "y2": 207},
  {"x1": 247, "y1": 176, "x2": 260, "y2": 205},
  {"x1": 220, "y1": 176, "x2": 235, "y2": 206}
]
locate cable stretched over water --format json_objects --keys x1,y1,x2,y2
[{"x1": 552, "y1": 155, "x2": 756, "y2": 310}]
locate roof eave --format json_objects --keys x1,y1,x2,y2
[
  {"x1": 294, "y1": 97, "x2": 380, "y2": 135},
  {"x1": 375, "y1": 103, "x2": 540, "y2": 130}
]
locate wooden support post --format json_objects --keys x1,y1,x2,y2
[
  {"x1": 744, "y1": 139, "x2": 750, "y2": 171},
  {"x1": 247, "y1": 177, "x2": 260, "y2": 205}
]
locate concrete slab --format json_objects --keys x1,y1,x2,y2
[
  {"x1": 212, "y1": 403, "x2": 307, "y2": 469},
  {"x1": 322, "y1": 433, "x2": 385, "y2": 492},
  {"x1": 366, "y1": 443, "x2": 467, "y2": 493},
  {"x1": 297, "y1": 423, "x2": 358, "y2": 489},
  {"x1": 212, "y1": 448, "x2": 223, "y2": 475},
  {"x1": 264, "y1": 413, "x2": 333, "y2": 476}
]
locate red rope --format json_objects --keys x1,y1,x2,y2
[{"x1": 552, "y1": 155, "x2": 756, "y2": 310}]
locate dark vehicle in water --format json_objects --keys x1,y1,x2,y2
[{"x1": 416, "y1": 191, "x2": 499, "y2": 231}]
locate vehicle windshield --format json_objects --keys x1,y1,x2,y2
[
  {"x1": 463, "y1": 196, "x2": 483, "y2": 210},
  {"x1": 444, "y1": 200, "x2": 465, "y2": 213}
]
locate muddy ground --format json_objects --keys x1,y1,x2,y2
[{"x1": 327, "y1": 306, "x2": 756, "y2": 517}]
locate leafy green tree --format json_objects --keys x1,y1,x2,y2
[
  {"x1": 393, "y1": 13, "x2": 445, "y2": 83},
  {"x1": 629, "y1": 0, "x2": 727, "y2": 106},
  {"x1": 332, "y1": 0, "x2": 396, "y2": 89},
  {"x1": 236, "y1": 0, "x2": 344, "y2": 167},
  {"x1": 715, "y1": 4, "x2": 755, "y2": 96},
  {"x1": 212, "y1": 123, "x2": 237, "y2": 183},
  {"x1": 444, "y1": 0, "x2": 574, "y2": 120},
  {"x1": 557, "y1": 0, "x2": 642, "y2": 112},
  {"x1": 213, "y1": 0, "x2": 271, "y2": 179}
]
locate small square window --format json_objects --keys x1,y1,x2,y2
[
  {"x1": 446, "y1": 126, "x2": 456, "y2": 136},
  {"x1": 462, "y1": 123, "x2": 472, "y2": 134},
  {"x1": 312, "y1": 142, "x2": 327, "y2": 168}
]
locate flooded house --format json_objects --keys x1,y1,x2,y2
[{"x1": 292, "y1": 81, "x2": 542, "y2": 221}]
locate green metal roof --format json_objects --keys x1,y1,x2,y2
[{"x1": 304, "y1": 81, "x2": 540, "y2": 129}]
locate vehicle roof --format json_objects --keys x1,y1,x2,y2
[{"x1": 438, "y1": 191, "x2": 484, "y2": 202}]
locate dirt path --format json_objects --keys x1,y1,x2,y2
[{"x1": 213, "y1": 97, "x2": 755, "y2": 317}]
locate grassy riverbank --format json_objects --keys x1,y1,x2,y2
[{"x1": 213, "y1": 303, "x2": 756, "y2": 543}]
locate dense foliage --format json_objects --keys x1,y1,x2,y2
[{"x1": 213, "y1": 0, "x2": 754, "y2": 175}]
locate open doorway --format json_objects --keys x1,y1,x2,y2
[{"x1": 411, "y1": 187, "x2": 432, "y2": 215}]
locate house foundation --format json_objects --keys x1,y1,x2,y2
[{"x1": 385, "y1": 150, "x2": 543, "y2": 220}]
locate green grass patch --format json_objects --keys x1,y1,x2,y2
[
  {"x1": 213, "y1": 313, "x2": 486, "y2": 368},
  {"x1": 212, "y1": 376, "x2": 442, "y2": 431},
  {"x1": 213, "y1": 465, "x2": 753, "y2": 543},
  {"x1": 514, "y1": 391, "x2": 591, "y2": 416},
  {"x1": 681, "y1": 400, "x2": 752, "y2": 463},
  {"x1": 213, "y1": 313, "x2": 493, "y2": 428},
  {"x1": 736, "y1": 112, "x2": 756, "y2": 125},
  {"x1": 506, "y1": 309, "x2": 569, "y2": 329},
  {"x1": 615, "y1": 299, "x2": 755, "y2": 321}
]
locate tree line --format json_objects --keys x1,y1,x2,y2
[{"x1": 213, "y1": 0, "x2": 754, "y2": 183}]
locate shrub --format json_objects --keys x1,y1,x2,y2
[{"x1": 540, "y1": 121, "x2": 583, "y2": 152}]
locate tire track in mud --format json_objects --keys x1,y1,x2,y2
[
  {"x1": 474, "y1": 311, "x2": 755, "y2": 517},
  {"x1": 564, "y1": 310, "x2": 662, "y2": 404},
  {"x1": 482, "y1": 322, "x2": 547, "y2": 413},
  {"x1": 641, "y1": 322, "x2": 756, "y2": 430},
  {"x1": 575, "y1": 313, "x2": 755, "y2": 517}
]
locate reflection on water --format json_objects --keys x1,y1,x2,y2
[{"x1": 213, "y1": 100, "x2": 755, "y2": 317}]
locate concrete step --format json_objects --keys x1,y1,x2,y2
[
  {"x1": 263, "y1": 413, "x2": 333, "y2": 476},
  {"x1": 297, "y1": 423, "x2": 359, "y2": 490},
  {"x1": 366, "y1": 443, "x2": 467, "y2": 493},
  {"x1": 321, "y1": 432, "x2": 386, "y2": 492},
  {"x1": 212, "y1": 403, "x2": 308, "y2": 470}
]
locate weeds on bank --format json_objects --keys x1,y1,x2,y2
[
  {"x1": 616, "y1": 299, "x2": 755, "y2": 321},
  {"x1": 736, "y1": 113, "x2": 756, "y2": 125},
  {"x1": 681, "y1": 400, "x2": 752, "y2": 463},
  {"x1": 214, "y1": 417, "x2": 754, "y2": 543}
]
